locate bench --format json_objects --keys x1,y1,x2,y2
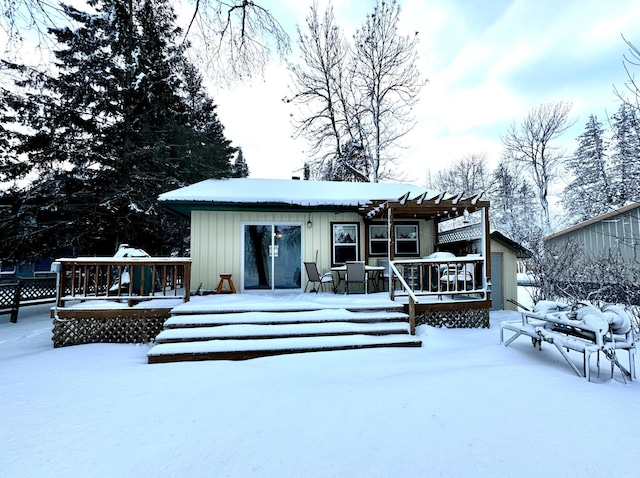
[{"x1": 500, "y1": 303, "x2": 636, "y2": 382}]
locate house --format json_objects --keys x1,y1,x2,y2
[
  {"x1": 159, "y1": 177, "x2": 520, "y2": 326},
  {"x1": 1, "y1": 258, "x2": 55, "y2": 281}
]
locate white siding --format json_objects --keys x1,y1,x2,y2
[
  {"x1": 192, "y1": 210, "x2": 361, "y2": 290},
  {"x1": 489, "y1": 239, "x2": 519, "y2": 311},
  {"x1": 191, "y1": 211, "x2": 438, "y2": 291}
]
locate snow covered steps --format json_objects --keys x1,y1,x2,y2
[
  {"x1": 163, "y1": 309, "x2": 410, "y2": 328},
  {"x1": 147, "y1": 309, "x2": 421, "y2": 363}
]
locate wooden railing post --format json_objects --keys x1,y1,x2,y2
[
  {"x1": 183, "y1": 262, "x2": 191, "y2": 302},
  {"x1": 409, "y1": 295, "x2": 416, "y2": 335}
]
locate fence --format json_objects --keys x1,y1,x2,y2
[{"x1": 0, "y1": 276, "x2": 58, "y2": 322}]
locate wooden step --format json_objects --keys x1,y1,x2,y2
[
  {"x1": 147, "y1": 334, "x2": 422, "y2": 363},
  {"x1": 170, "y1": 300, "x2": 404, "y2": 316},
  {"x1": 164, "y1": 309, "x2": 409, "y2": 328},
  {"x1": 155, "y1": 321, "x2": 411, "y2": 343}
]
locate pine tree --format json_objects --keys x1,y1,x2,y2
[
  {"x1": 563, "y1": 115, "x2": 613, "y2": 222},
  {"x1": 231, "y1": 147, "x2": 250, "y2": 178},
  {"x1": 0, "y1": 0, "x2": 235, "y2": 261},
  {"x1": 609, "y1": 103, "x2": 640, "y2": 205}
]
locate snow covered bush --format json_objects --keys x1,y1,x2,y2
[{"x1": 542, "y1": 240, "x2": 640, "y2": 333}]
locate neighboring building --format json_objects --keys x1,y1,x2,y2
[
  {"x1": 1, "y1": 258, "x2": 55, "y2": 281},
  {"x1": 489, "y1": 231, "x2": 531, "y2": 311},
  {"x1": 544, "y1": 202, "x2": 640, "y2": 262}
]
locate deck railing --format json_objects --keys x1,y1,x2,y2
[
  {"x1": 389, "y1": 257, "x2": 487, "y2": 301},
  {"x1": 53, "y1": 257, "x2": 191, "y2": 307}
]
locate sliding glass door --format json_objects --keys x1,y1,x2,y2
[{"x1": 243, "y1": 224, "x2": 302, "y2": 291}]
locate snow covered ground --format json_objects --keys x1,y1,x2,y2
[{"x1": 1, "y1": 298, "x2": 638, "y2": 478}]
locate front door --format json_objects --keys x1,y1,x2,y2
[{"x1": 243, "y1": 224, "x2": 302, "y2": 291}]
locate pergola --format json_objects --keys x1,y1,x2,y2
[{"x1": 358, "y1": 191, "x2": 491, "y2": 263}]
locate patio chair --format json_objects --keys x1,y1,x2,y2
[
  {"x1": 457, "y1": 263, "x2": 475, "y2": 291},
  {"x1": 345, "y1": 261, "x2": 368, "y2": 294},
  {"x1": 376, "y1": 259, "x2": 391, "y2": 291},
  {"x1": 303, "y1": 262, "x2": 334, "y2": 293},
  {"x1": 439, "y1": 264, "x2": 459, "y2": 292}
]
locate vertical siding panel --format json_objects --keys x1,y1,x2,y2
[{"x1": 608, "y1": 219, "x2": 615, "y2": 253}]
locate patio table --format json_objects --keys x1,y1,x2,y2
[{"x1": 330, "y1": 265, "x2": 385, "y2": 293}]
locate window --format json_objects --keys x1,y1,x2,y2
[
  {"x1": 395, "y1": 223, "x2": 419, "y2": 255},
  {"x1": 369, "y1": 224, "x2": 388, "y2": 255},
  {"x1": 332, "y1": 223, "x2": 359, "y2": 265},
  {"x1": 368, "y1": 222, "x2": 419, "y2": 256}
]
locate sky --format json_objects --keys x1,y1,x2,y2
[{"x1": 207, "y1": 0, "x2": 640, "y2": 184}]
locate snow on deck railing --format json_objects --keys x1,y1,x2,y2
[
  {"x1": 389, "y1": 257, "x2": 487, "y2": 301},
  {"x1": 53, "y1": 257, "x2": 191, "y2": 307}
]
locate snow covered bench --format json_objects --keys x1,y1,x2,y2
[{"x1": 501, "y1": 301, "x2": 636, "y2": 382}]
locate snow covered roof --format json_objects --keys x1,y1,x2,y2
[
  {"x1": 159, "y1": 178, "x2": 437, "y2": 215},
  {"x1": 490, "y1": 230, "x2": 532, "y2": 258},
  {"x1": 543, "y1": 201, "x2": 640, "y2": 241}
]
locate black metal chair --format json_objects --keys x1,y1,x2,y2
[
  {"x1": 303, "y1": 262, "x2": 334, "y2": 293},
  {"x1": 345, "y1": 261, "x2": 368, "y2": 294},
  {"x1": 376, "y1": 259, "x2": 391, "y2": 291}
]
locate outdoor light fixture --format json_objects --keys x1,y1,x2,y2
[{"x1": 307, "y1": 214, "x2": 312, "y2": 228}]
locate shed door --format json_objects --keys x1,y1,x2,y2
[
  {"x1": 243, "y1": 224, "x2": 302, "y2": 291},
  {"x1": 490, "y1": 252, "x2": 503, "y2": 311}
]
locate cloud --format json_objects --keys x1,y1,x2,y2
[{"x1": 212, "y1": 0, "x2": 640, "y2": 183}]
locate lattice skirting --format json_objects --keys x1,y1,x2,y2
[
  {"x1": 416, "y1": 307, "x2": 490, "y2": 328},
  {"x1": 0, "y1": 283, "x2": 19, "y2": 310},
  {"x1": 52, "y1": 311, "x2": 170, "y2": 348}
]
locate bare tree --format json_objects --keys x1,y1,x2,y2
[
  {"x1": 286, "y1": 0, "x2": 425, "y2": 182},
  {"x1": 1, "y1": 0, "x2": 289, "y2": 81},
  {"x1": 185, "y1": 0, "x2": 290, "y2": 83},
  {"x1": 285, "y1": 2, "x2": 358, "y2": 180},
  {"x1": 426, "y1": 153, "x2": 491, "y2": 195},
  {"x1": 502, "y1": 101, "x2": 574, "y2": 235},
  {"x1": 615, "y1": 35, "x2": 640, "y2": 111},
  {"x1": 351, "y1": 0, "x2": 425, "y2": 182}
]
